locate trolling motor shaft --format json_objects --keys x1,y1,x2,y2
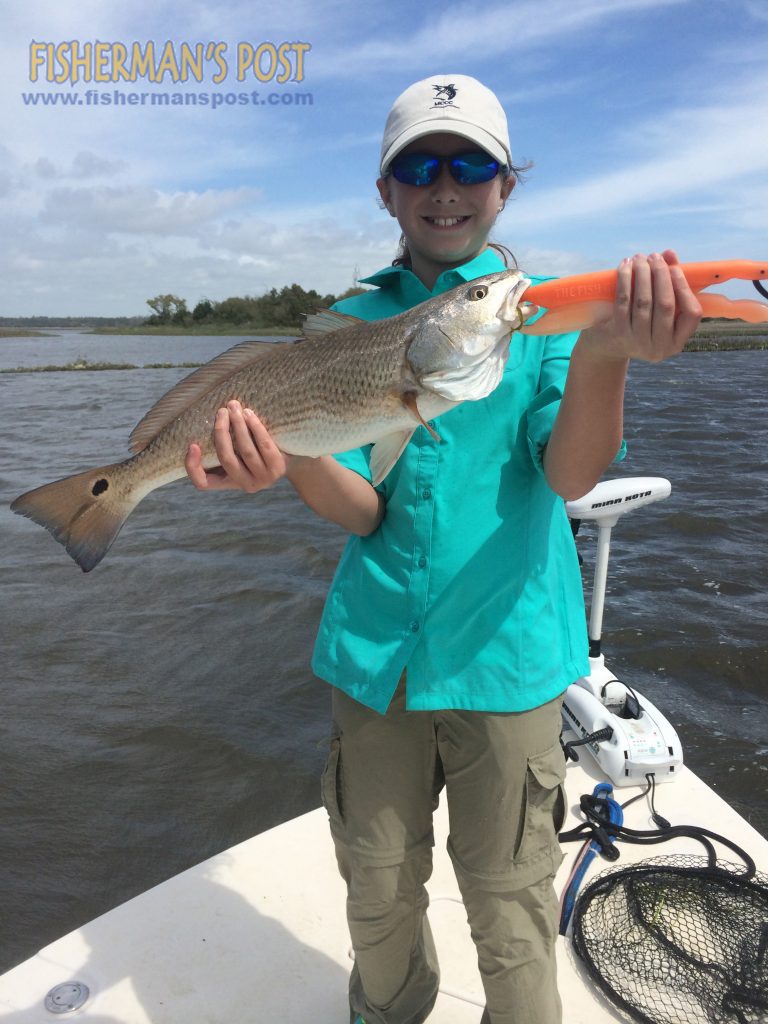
[{"x1": 566, "y1": 477, "x2": 672, "y2": 656}]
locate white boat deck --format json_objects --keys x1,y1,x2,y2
[{"x1": 1, "y1": 751, "x2": 766, "y2": 1023}]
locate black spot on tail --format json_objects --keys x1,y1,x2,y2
[{"x1": 91, "y1": 478, "x2": 109, "y2": 496}]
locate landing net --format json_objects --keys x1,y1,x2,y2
[{"x1": 571, "y1": 855, "x2": 768, "y2": 1024}]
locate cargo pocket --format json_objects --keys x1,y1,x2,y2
[
  {"x1": 320, "y1": 736, "x2": 344, "y2": 831},
  {"x1": 514, "y1": 740, "x2": 566, "y2": 869}
]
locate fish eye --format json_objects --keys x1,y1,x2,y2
[{"x1": 469, "y1": 285, "x2": 489, "y2": 301}]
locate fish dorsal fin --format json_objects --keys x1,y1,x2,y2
[
  {"x1": 302, "y1": 309, "x2": 363, "y2": 338},
  {"x1": 128, "y1": 340, "x2": 279, "y2": 453},
  {"x1": 369, "y1": 429, "x2": 415, "y2": 486}
]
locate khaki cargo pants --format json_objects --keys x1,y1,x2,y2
[{"x1": 321, "y1": 677, "x2": 566, "y2": 1024}]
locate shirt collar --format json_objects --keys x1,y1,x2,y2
[{"x1": 359, "y1": 248, "x2": 508, "y2": 297}]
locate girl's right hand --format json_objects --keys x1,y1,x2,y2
[
  {"x1": 187, "y1": 400, "x2": 384, "y2": 535},
  {"x1": 185, "y1": 401, "x2": 288, "y2": 493}
]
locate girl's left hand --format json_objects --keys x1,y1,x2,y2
[{"x1": 576, "y1": 250, "x2": 702, "y2": 364}]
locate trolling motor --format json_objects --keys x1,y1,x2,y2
[{"x1": 562, "y1": 477, "x2": 684, "y2": 787}]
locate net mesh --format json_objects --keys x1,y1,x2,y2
[{"x1": 571, "y1": 855, "x2": 768, "y2": 1024}]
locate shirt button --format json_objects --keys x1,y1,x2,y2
[
  {"x1": 422, "y1": 488, "x2": 432, "y2": 500},
  {"x1": 417, "y1": 555, "x2": 427, "y2": 568},
  {"x1": 409, "y1": 621, "x2": 420, "y2": 633}
]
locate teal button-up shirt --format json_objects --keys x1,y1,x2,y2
[{"x1": 311, "y1": 248, "x2": 595, "y2": 714}]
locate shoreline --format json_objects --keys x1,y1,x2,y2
[
  {"x1": 1, "y1": 321, "x2": 766, "y2": 373},
  {"x1": 2, "y1": 338, "x2": 766, "y2": 373},
  {"x1": 2, "y1": 319, "x2": 768, "y2": 339},
  {"x1": 0, "y1": 325, "x2": 299, "y2": 339}
]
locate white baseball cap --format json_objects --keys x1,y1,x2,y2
[{"x1": 379, "y1": 74, "x2": 512, "y2": 177}]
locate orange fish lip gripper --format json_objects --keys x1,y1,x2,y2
[
  {"x1": 518, "y1": 260, "x2": 768, "y2": 335},
  {"x1": 522, "y1": 260, "x2": 768, "y2": 306}
]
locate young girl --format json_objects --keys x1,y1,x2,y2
[{"x1": 186, "y1": 74, "x2": 702, "y2": 1024}]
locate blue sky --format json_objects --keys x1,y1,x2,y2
[{"x1": 2, "y1": 0, "x2": 767, "y2": 316}]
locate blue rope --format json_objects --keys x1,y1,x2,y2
[{"x1": 559, "y1": 782, "x2": 624, "y2": 936}]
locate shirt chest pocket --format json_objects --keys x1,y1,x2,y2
[{"x1": 458, "y1": 349, "x2": 536, "y2": 448}]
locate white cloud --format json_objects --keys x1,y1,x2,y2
[
  {"x1": 2, "y1": 0, "x2": 767, "y2": 315},
  {"x1": 31, "y1": 151, "x2": 128, "y2": 179},
  {"x1": 0, "y1": 182, "x2": 400, "y2": 314},
  {"x1": 743, "y1": 0, "x2": 768, "y2": 22},
  {"x1": 41, "y1": 184, "x2": 261, "y2": 235},
  {"x1": 509, "y1": 86, "x2": 768, "y2": 229},
  {"x1": 311, "y1": 0, "x2": 687, "y2": 77}
]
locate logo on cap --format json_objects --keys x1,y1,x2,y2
[{"x1": 431, "y1": 83, "x2": 457, "y2": 108}]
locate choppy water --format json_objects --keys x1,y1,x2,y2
[{"x1": 1, "y1": 332, "x2": 766, "y2": 974}]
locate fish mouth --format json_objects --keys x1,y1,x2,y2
[{"x1": 496, "y1": 276, "x2": 532, "y2": 328}]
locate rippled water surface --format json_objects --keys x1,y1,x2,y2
[{"x1": 1, "y1": 332, "x2": 766, "y2": 973}]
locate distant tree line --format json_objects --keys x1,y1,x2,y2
[
  {"x1": 0, "y1": 315, "x2": 145, "y2": 328},
  {"x1": 145, "y1": 283, "x2": 366, "y2": 328}
]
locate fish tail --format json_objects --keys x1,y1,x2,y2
[{"x1": 11, "y1": 462, "x2": 141, "y2": 572}]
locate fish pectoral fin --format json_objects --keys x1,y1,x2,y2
[
  {"x1": 401, "y1": 392, "x2": 441, "y2": 442},
  {"x1": 301, "y1": 309, "x2": 364, "y2": 338},
  {"x1": 369, "y1": 430, "x2": 415, "y2": 487}
]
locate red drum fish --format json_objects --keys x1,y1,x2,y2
[{"x1": 11, "y1": 271, "x2": 530, "y2": 571}]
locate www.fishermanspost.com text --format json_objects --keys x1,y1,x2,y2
[{"x1": 20, "y1": 89, "x2": 314, "y2": 109}]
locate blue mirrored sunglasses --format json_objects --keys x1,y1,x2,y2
[{"x1": 389, "y1": 151, "x2": 505, "y2": 187}]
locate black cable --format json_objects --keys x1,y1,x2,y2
[
  {"x1": 600, "y1": 677, "x2": 639, "y2": 701},
  {"x1": 562, "y1": 819, "x2": 756, "y2": 878},
  {"x1": 646, "y1": 772, "x2": 671, "y2": 829},
  {"x1": 619, "y1": 775, "x2": 653, "y2": 813},
  {"x1": 562, "y1": 727, "x2": 614, "y2": 763},
  {"x1": 560, "y1": 775, "x2": 756, "y2": 877}
]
